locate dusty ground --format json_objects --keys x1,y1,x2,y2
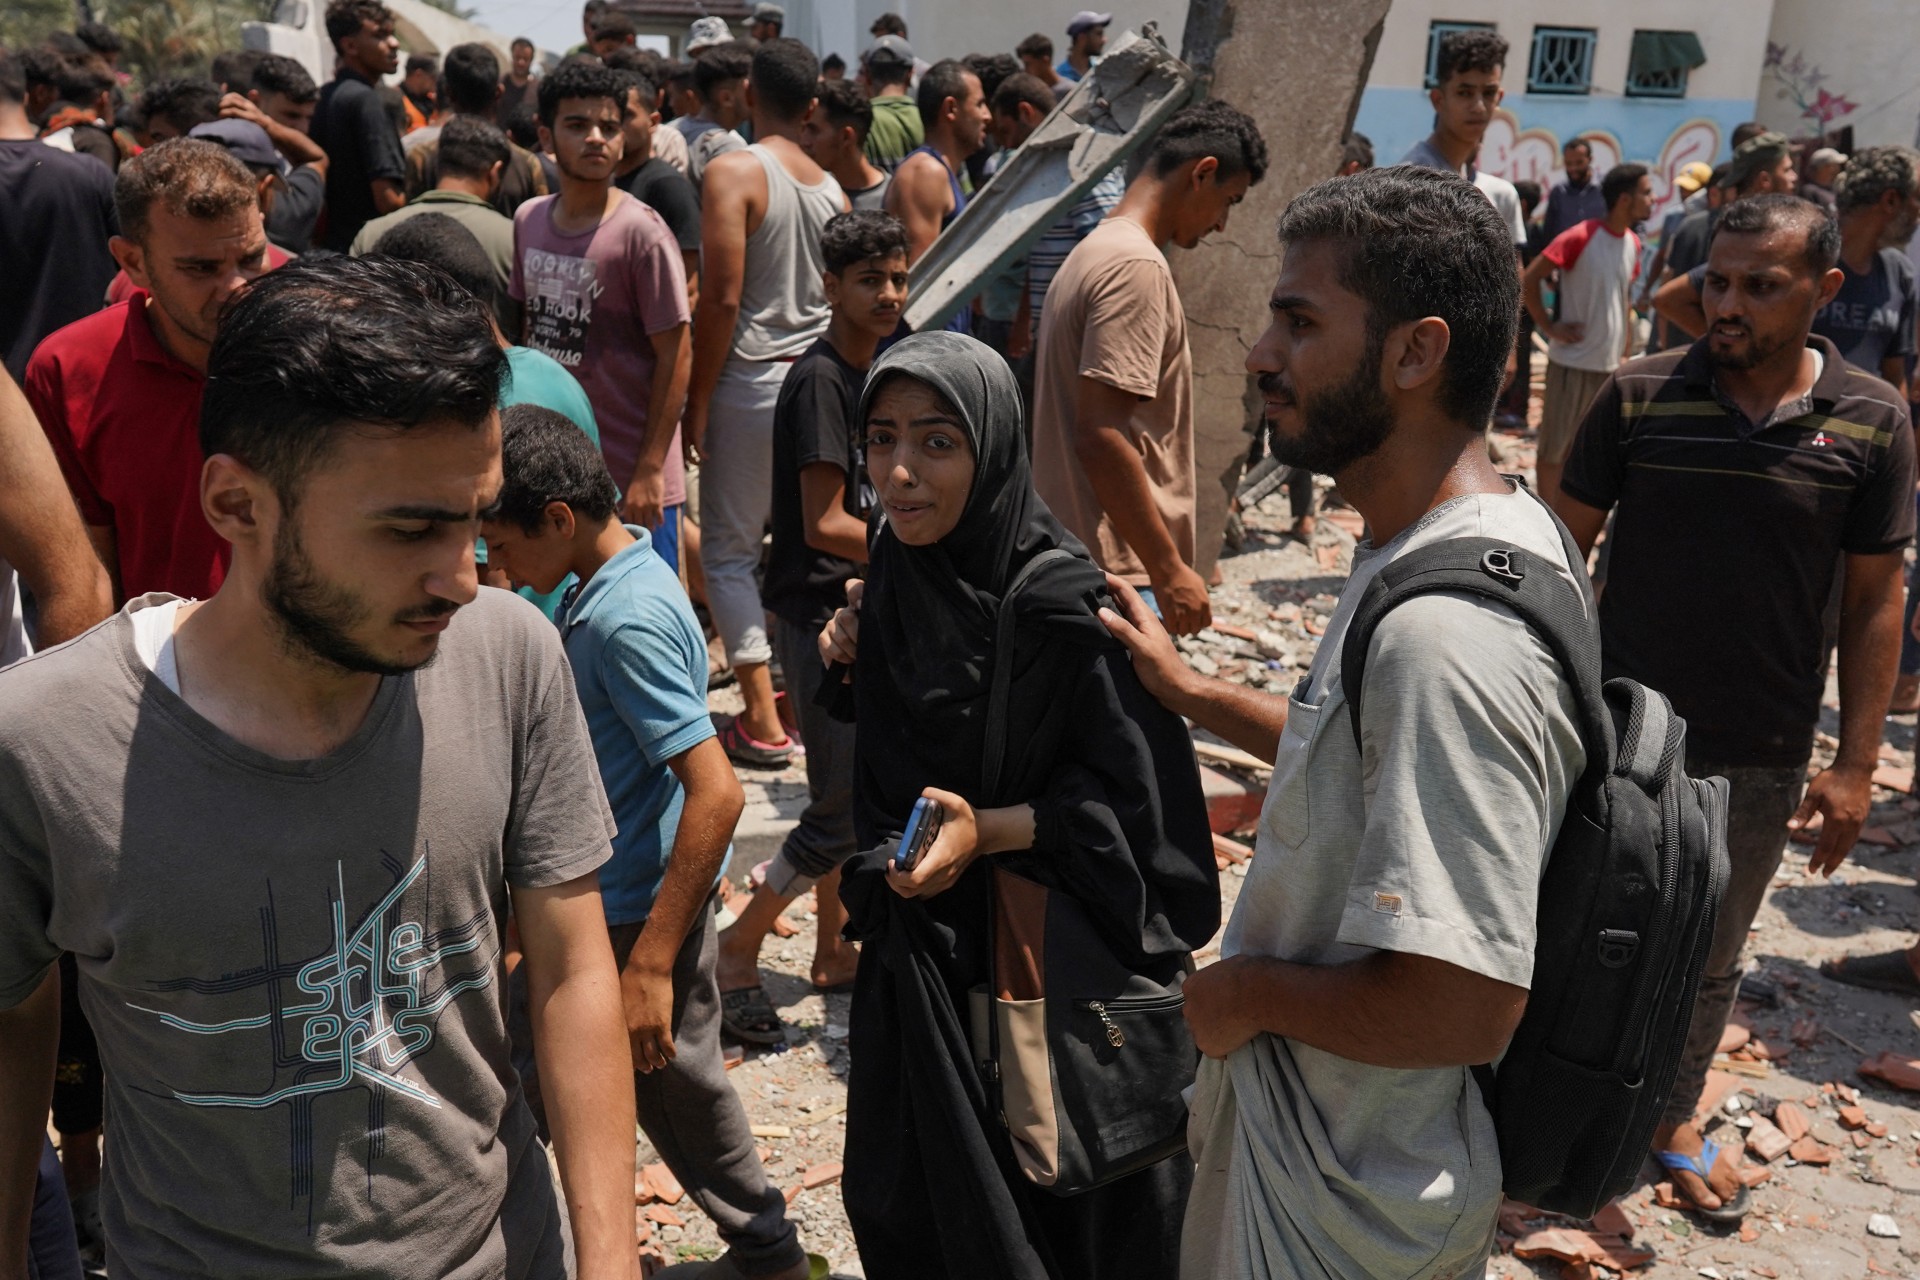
[{"x1": 679, "y1": 368, "x2": 1920, "y2": 1279}]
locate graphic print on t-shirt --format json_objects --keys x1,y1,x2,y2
[
  {"x1": 128, "y1": 847, "x2": 495, "y2": 1218},
  {"x1": 521, "y1": 248, "x2": 603, "y2": 368}
]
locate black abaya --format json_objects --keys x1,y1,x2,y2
[{"x1": 835, "y1": 333, "x2": 1218, "y2": 1280}]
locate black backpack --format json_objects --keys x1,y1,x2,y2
[{"x1": 1339, "y1": 516, "x2": 1730, "y2": 1219}]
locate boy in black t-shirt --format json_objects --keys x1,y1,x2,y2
[{"x1": 715, "y1": 210, "x2": 908, "y2": 1043}]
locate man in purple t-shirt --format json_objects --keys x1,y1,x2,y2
[{"x1": 511, "y1": 59, "x2": 691, "y2": 570}]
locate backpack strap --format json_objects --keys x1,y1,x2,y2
[
  {"x1": 981, "y1": 549, "x2": 1076, "y2": 800},
  {"x1": 1339, "y1": 536, "x2": 1614, "y2": 786}
]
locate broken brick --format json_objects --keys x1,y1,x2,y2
[
  {"x1": 1692, "y1": 1070, "x2": 1743, "y2": 1122},
  {"x1": 1737, "y1": 1164, "x2": 1775, "y2": 1187},
  {"x1": 1873, "y1": 765, "x2": 1913, "y2": 793},
  {"x1": 1588, "y1": 1201, "x2": 1634, "y2": 1239},
  {"x1": 783, "y1": 1184, "x2": 802, "y2": 1205},
  {"x1": 640, "y1": 1162, "x2": 684, "y2": 1206},
  {"x1": 1853, "y1": 1131, "x2": 1873, "y2": 1149},
  {"x1": 1839, "y1": 1104, "x2": 1869, "y2": 1130},
  {"x1": 803, "y1": 1161, "x2": 843, "y2": 1190},
  {"x1": 1199, "y1": 764, "x2": 1264, "y2": 835},
  {"x1": 1868, "y1": 1122, "x2": 1889, "y2": 1138},
  {"x1": 1773, "y1": 1100, "x2": 1812, "y2": 1142},
  {"x1": 643, "y1": 1204, "x2": 684, "y2": 1227},
  {"x1": 1746, "y1": 1115, "x2": 1792, "y2": 1162},
  {"x1": 1859, "y1": 1053, "x2": 1920, "y2": 1092},
  {"x1": 1718, "y1": 1022, "x2": 1751, "y2": 1055},
  {"x1": 1787, "y1": 1136, "x2": 1836, "y2": 1165}
]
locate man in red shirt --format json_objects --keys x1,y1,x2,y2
[{"x1": 26, "y1": 138, "x2": 269, "y2": 602}]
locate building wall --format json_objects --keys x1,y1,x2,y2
[
  {"x1": 1352, "y1": 0, "x2": 1770, "y2": 227},
  {"x1": 1758, "y1": 0, "x2": 1920, "y2": 148}
]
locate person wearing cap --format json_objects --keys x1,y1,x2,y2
[
  {"x1": 685, "y1": 14, "x2": 732, "y2": 57},
  {"x1": 749, "y1": 3, "x2": 784, "y2": 41},
  {"x1": 859, "y1": 34, "x2": 921, "y2": 172},
  {"x1": 1802, "y1": 145, "x2": 1846, "y2": 213},
  {"x1": 1059, "y1": 10, "x2": 1110, "y2": 82}
]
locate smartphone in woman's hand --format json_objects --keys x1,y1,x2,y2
[{"x1": 893, "y1": 796, "x2": 945, "y2": 873}]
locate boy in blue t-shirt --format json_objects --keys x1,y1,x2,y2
[{"x1": 485, "y1": 404, "x2": 812, "y2": 1280}]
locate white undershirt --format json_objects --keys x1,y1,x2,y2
[{"x1": 129, "y1": 597, "x2": 185, "y2": 694}]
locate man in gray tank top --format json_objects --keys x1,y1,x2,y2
[{"x1": 686, "y1": 39, "x2": 848, "y2": 768}]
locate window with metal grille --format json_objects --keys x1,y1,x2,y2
[
  {"x1": 1424, "y1": 20, "x2": 1496, "y2": 88},
  {"x1": 1625, "y1": 30, "x2": 1705, "y2": 98},
  {"x1": 1528, "y1": 26, "x2": 1596, "y2": 95}
]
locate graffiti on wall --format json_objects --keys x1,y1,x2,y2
[
  {"x1": 1763, "y1": 44, "x2": 1858, "y2": 135},
  {"x1": 1473, "y1": 107, "x2": 1723, "y2": 230}
]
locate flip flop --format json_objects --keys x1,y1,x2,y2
[
  {"x1": 1655, "y1": 1139, "x2": 1751, "y2": 1225},
  {"x1": 1823, "y1": 950, "x2": 1920, "y2": 997},
  {"x1": 719, "y1": 985, "x2": 786, "y2": 1045}
]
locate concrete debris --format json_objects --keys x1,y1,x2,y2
[{"x1": 1867, "y1": 1213, "x2": 1901, "y2": 1237}]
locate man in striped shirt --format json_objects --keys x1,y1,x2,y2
[{"x1": 1551, "y1": 194, "x2": 1914, "y2": 1226}]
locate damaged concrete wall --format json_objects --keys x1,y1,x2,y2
[{"x1": 1173, "y1": 0, "x2": 1391, "y2": 576}]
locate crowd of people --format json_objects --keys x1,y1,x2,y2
[{"x1": 0, "y1": 9, "x2": 1916, "y2": 1280}]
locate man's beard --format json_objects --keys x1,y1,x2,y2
[
  {"x1": 1261, "y1": 333, "x2": 1396, "y2": 476},
  {"x1": 263, "y1": 517, "x2": 451, "y2": 676},
  {"x1": 1706, "y1": 319, "x2": 1795, "y2": 373}
]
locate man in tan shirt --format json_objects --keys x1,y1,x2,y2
[{"x1": 1032, "y1": 100, "x2": 1267, "y2": 634}]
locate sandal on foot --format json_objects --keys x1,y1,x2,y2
[
  {"x1": 1823, "y1": 950, "x2": 1920, "y2": 997},
  {"x1": 719, "y1": 985, "x2": 786, "y2": 1045},
  {"x1": 713, "y1": 714, "x2": 793, "y2": 769},
  {"x1": 1655, "y1": 1140, "x2": 1751, "y2": 1225}
]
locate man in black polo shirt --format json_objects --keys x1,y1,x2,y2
[
  {"x1": 1553, "y1": 194, "x2": 1915, "y2": 1224},
  {"x1": 312, "y1": 0, "x2": 404, "y2": 250}
]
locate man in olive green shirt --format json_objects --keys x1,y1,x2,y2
[
  {"x1": 860, "y1": 37, "x2": 921, "y2": 173},
  {"x1": 351, "y1": 115, "x2": 521, "y2": 336}
]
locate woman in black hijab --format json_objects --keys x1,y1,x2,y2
[{"x1": 832, "y1": 332, "x2": 1218, "y2": 1279}]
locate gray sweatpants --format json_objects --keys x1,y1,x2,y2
[
  {"x1": 1661, "y1": 759, "x2": 1807, "y2": 1128},
  {"x1": 766, "y1": 616, "x2": 857, "y2": 895},
  {"x1": 510, "y1": 901, "x2": 805, "y2": 1276}
]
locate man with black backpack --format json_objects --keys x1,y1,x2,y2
[
  {"x1": 1552, "y1": 194, "x2": 1915, "y2": 1223},
  {"x1": 1103, "y1": 166, "x2": 1591, "y2": 1278}
]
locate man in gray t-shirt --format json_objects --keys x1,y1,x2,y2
[
  {"x1": 1103, "y1": 168, "x2": 1583, "y2": 1279},
  {"x1": 0, "y1": 257, "x2": 636, "y2": 1279}
]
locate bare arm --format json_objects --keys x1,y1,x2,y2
[
  {"x1": 0, "y1": 968, "x2": 59, "y2": 1273},
  {"x1": 620, "y1": 737, "x2": 743, "y2": 1070},
  {"x1": 1651, "y1": 271, "x2": 1707, "y2": 341},
  {"x1": 0, "y1": 373, "x2": 111, "y2": 643},
  {"x1": 1099, "y1": 575, "x2": 1286, "y2": 762},
  {"x1": 371, "y1": 176, "x2": 405, "y2": 214},
  {"x1": 86, "y1": 526, "x2": 122, "y2": 607},
  {"x1": 1794, "y1": 549, "x2": 1905, "y2": 875},
  {"x1": 884, "y1": 157, "x2": 948, "y2": 265},
  {"x1": 223, "y1": 92, "x2": 328, "y2": 170},
  {"x1": 1521, "y1": 252, "x2": 1581, "y2": 344},
  {"x1": 621, "y1": 322, "x2": 690, "y2": 530},
  {"x1": 680, "y1": 249, "x2": 700, "y2": 313},
  {"x1": 1550, "y1": 490, "x2": 1609, "y2": 562},
  {"x1": 799, "y1": 462, "x2": 868, "y2": 563},
  {"x1": 1074, "y1": 375, "x2": 1209, "y2": 634},
  {"x1": 512, "y1": 874, "x2": 638, "y2": 1280},
  {"x1": 686, "y1": 154, "x2": 754, "y2": 462},
  {"x1": 1183, "y1": 948, "x2": 1527, "y2": 1066}
]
